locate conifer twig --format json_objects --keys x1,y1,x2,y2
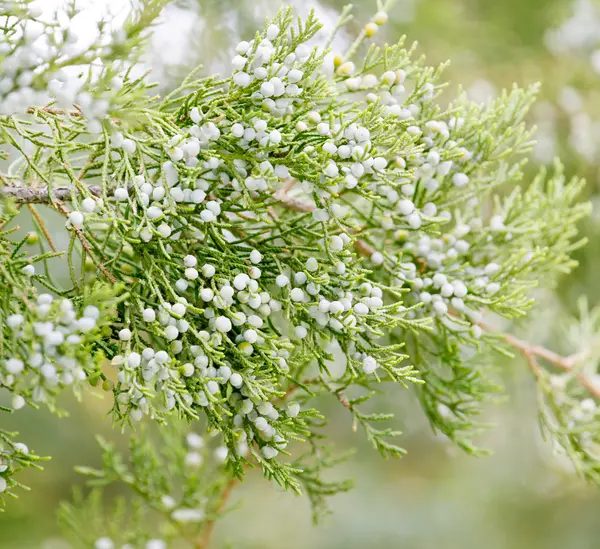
[
  {"x1": 3, "y1": 181, "x2": 594, "y2": 394},
  {"x1": 195, "y1": 478, "x2": 239, "y2": 549},
  {"x1": 275, "y1": 186, "x2": 376, "y2": 256},
  {"x1": 26, "y1": 106, "x2": 83, "y2": 117},
  {"x1": 478, "y1": 321, "x2": 600, "y2": 397},
  {"x1": 27, "y1": 204, "x2": 58, "y2": 253},
  {"x1": 0, "y1": 184, "x2": 102, "y2": 203},
  {"x1": 53, "y1": 202, "x2": 116, "y2": 284}
]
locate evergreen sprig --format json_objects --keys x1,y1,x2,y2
[{"x1": 0, "y1": 1, "x2": 596, "y2": 547}]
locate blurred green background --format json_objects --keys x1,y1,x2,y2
[{"x1": 3, "y1": 0, "x2": 600, "y2": 547}]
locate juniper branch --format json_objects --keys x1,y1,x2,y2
[
  {"x1": 0, "y1": 184, "x2": 102, "y2": 203},
  {"x1": 0, "y1": 2, "x2": 595, "y2": 543},
  {"x1": 195, "y1": 477, "x2": 239, "y2": 549},
  {"x1": 479, "y1": 321, "x2": 600, "y2": 397},
  {"x1": 53, "y1": 201, "x2": 117, "y2": 284}
]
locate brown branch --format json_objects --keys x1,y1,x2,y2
[
  {"x1": 1, "y1": 179, "x2": 373, "y2": 256},
  {"x1": 0, "y1": 184, "x2": 102, "y2": 203},
  {"x1": 27, "y1": 106, "x2": 83, "y2": 117},
  {"x1": 195, "y1": 478, "x2": 239, "y2": 549},
  {"x1": 54, "y1": 202, "x2": 116, "y2": 284},
  {"x1": 478, "y1": 320, "x2": 600, "y2": 397},
  {"x1": 195, "y1": 375, "x2": 326, "y2": 548},
  {"x1": 353, "y1": 238, "x2": 376, "y2": 257},
  {"x1": 274, "y1": 190, "x2": 316, "y2": 213},
  {"x1": 27, "y1": 204, "x2": 57, "y2": 252},
  {"x1": 336, "y1": 390, "x2": 358, "y2": 432},
  {"x1": 275, "y1": 186, "x2": 376, "y2": 257}
]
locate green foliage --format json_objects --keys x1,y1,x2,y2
[
  {"x1": 0, "y1": 1, "x2": 596, "y2": 546},
  {"x1": 536, "y1": 298, "x2": 600, "y2": 484},
  {"x1": 0, "y1": 426, "x2": 47, "y2": 508},
  {"x1": 59, "y1": 424, "x2": 234, "y2": 547}
]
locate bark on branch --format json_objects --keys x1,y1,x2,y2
[
  {"x1": 4, "y1": 182, "x2": 596, "y2": 394},
  {"x1": 0, "y1": 184, "x2": 101, "y2": 203},
  {"x1": 478, "y1": 321, "x2": 600, "y2": 397}
]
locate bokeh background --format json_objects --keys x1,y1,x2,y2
[{"x1": 3, "y1": 0, "x2": 600, "y2": 547}]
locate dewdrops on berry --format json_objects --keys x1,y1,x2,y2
[
  {"x1": 233, "y1": 273, "x2": 249, "y2": 290},
  {"x1": 485, "y1": 262, "x2": 500, "y2": 275},
  {"x1": 157, "y1": 223, "x2": 171, "y2": 238},
  {"x1": 381, "y1": 70, "x2": 396, "y2": 86},
  {"x1": 220, "y1": 285, "x2": 235, "y2": 300},
  {"x1": 186, "y1": 433, "x2": 204, "y2": 450},
  {"x1": 260, "y1": 81, "x2": 274, "y2": 97},
  {"x1": 486, "y1": 282, "x2": 500, "y2": 294},
  {"x1": 406, "y1": 212, "x2": 422, "y2": 229},
  {"x1": 324, "y1": 161, "x2": 339, "y2": 178},
  {"x1": 288, "y1": 68, "x2": 303, "y2": 82},
  {"x1": 236, "y1": 40, "x2": 250, "y2": 54},
  {"x1": 184, "y1": 451, "x2": 203, "y2": 468},
  {"x1": 189, "y1": 106, "x2": 202, "y2": 123},
  {"x1": 329, "y1": 235, "x2": 345, "y2": 252},
  {"x1": 77, "y1": 316, "x2": 96, "y2": 332},
  {"x1": 295, "y1": 120, "x2": 308, "y2": 132},
  {"x1": 244, "y1": 329, "x2": 258, "y2": 343},
  {"x1": 489, "y1": 215, "x2": 505, "y2": 230},
  {"x1": 13, "y1": 443, "x2": 28, "y2": 454},
  {"x1": 175, "y1": 279, "x2": 188, "y2": 292},
  {"x1": 200, "y1": 288, "x2": 214, "y2": 302},
  {"x1": 172, "y1": 303, "x2": 186, "y2": 316},
  {"x1": 231, "y1": 123, "x2": 244, "y2": 137},
  {"x1": 441, "y1": 283, "x2": 454, "y2": 297},
  {"x1": 317, "y1": 122, "x2": 330, "y2": 136}
]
